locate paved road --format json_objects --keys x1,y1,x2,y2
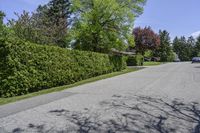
[{"x1": 0, "y1": 62, "x2": 200, "y2": 133}]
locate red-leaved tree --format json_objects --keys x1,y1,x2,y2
[{"x1": 133, "y1": 27, "x2": 160, "y2": 55}]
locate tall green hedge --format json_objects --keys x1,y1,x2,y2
[{"x1": 0, "y1": 39, "x2": 126, "y2": 97}]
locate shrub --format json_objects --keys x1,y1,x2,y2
[
  {"x1": 144, "y1": 50, "x2": 153, "y2": 58},
  {"x1": 198, "y1": 52, "x2": 200, "y2": 57},
  {"x1": 127, "y1": 54, "x2": 144, "y2": 66},
  {"x1": 167, "y1": 51, "x2": 176, "y2": 62},
  {"x1": 0, "y1": 39, "x2": 126, "y2": 97},
  {"x1": 109, "y1": 55, "x2": 127, "y2": 71}
]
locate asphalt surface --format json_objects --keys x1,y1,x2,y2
[{"x1": 0, "y1": 62, "x2": 200, "y2": 133}]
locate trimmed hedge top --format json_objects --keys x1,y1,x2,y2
[{"x1": 0, "y1": 39, "x2": 126, "y2": 97}]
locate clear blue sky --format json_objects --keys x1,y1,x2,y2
[
  {"x1": 0, "y1": 0, "x2": 49, "y2": 20},
  {"x1": 1, "y1": 0, "x2": 200, "y2": 39},
  {"x1": 135, "y1": 0, "x2": 200, "y2": 39}
]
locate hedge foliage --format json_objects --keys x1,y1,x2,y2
[
  {"x1": 0, "y1": 39, "x2": 126, "y2": 97},
  {"x1": 126, "y1": 54, "x2": 144, "y2": 66}
]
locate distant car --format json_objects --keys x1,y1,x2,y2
[
  {"x1": 144, "y1": 57, "x2": 151, "y2": 62},
  {"x1": 151, "y1": 57, "x2": 160, "y2": 62},
  {"x1": 174, "y1": 58, "x2": 180, "y2": 62},
  {"x1": 192, "y1": 57, "x2": 200, "y2": 63}
]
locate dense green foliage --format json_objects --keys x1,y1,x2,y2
[
  {"x1": 9, "y1": 0, "x2": 71, "y2": 47},
  {"x1": 0, "y1": 39, "x2": 126, "y2": 97},
  {"x1": 47, "y1": 0, "x2": 71, "y2": 25},
  {"x1": 153, "y1": 30, "x2": 175, "y2": 62},
  {"x1": 126, "y1": 54, "x2": 144, "y2": 66},
  {"x1": 71, "y1": 0, "x2": 146, "y2": 53},
  {"x1": 0, "y1": 11, "x2": 4, "y2": 28},
  {"x1": 0, "y1": 11, "x2": 8, "y2": 39},
  {"x1": 133, "y1": 27, "x2": 160, "y2": 55},
  {"x1": 173, "y1": 36, "x2": 199, "y2": 61},
  {"x1": 144, "y1": 50, "x2": 153, "y2": 58},
  {"x1": 4, "y1": 0, "x2": 146, "y2": 51},
  {"x1": 0, "y1": 0, "x2": 147, "y2": 98},
  {"x1": 173, "y1": 37, "x2": 189, "y2": 61},
  {"x1": 195, "y1": 36, "x2": 200, "y2": 56}
]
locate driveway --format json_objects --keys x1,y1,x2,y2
[{"x1": 0, "y1": 62, "x2": 200, "y2": 133}]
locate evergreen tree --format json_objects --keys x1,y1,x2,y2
[
  {"x1": 10, "y1": 0, "x2": 72, "y2": 48},
  {"x1": 48, "y1": 0, "x2": 71, "y2": 26},
  {"x1": 0, "y1": 11, "x2": 5, "y2": 25},
  {"x1": 173, "y1": 36, "x2": 191, "y2": 61},
  {"x1": 0, "y1": 11, "x2": 7, "y2": 39},
  {"x1": 187, "y1": 36, "x2": 196, "y2": 58},
  {"x1": 195, "y1": 36, "x2": 200, "y2": 56},
  {"x1": 34, "y1": 0, "x2": 71, "y2": 47},
  {"x1": 154, "y1": 30, "x2": 173, "y2": 62}
]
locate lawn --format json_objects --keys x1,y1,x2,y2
[
  {"x1": 0, "y1": 68, "x2": 140, "y2": 105},
  {"x1": 143, "y1": 61, "x2": 162, "y2": 66}
]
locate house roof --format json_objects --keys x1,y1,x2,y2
[{"x1": 111, "y1": 48, "x2": 136, "y2": 56}]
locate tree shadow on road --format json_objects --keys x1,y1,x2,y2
[
  {"x1": 47, "y1": 95, "x2": 200, "y2": 133},
  {"x1": 194, "y1": 66, "x2": 200, "y2": 69},
  {"x1": 10, "y1": 95, "x2": 200, "y2": 133}
]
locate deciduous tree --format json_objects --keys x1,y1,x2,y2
[
  {"x1": 133, "y1": 26, "x2": 160, "y2": 55},
  {"x1": 71, "y1": 0, "x2": 146, "y2": 53}
]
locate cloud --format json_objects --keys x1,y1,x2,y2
[{"x1": 191, "y1": 31, "x2": 200, "y2": 38}]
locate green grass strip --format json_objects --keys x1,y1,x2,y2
[{"x1": 143, "y1": 61, "x2": 162, "y2": 66}]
